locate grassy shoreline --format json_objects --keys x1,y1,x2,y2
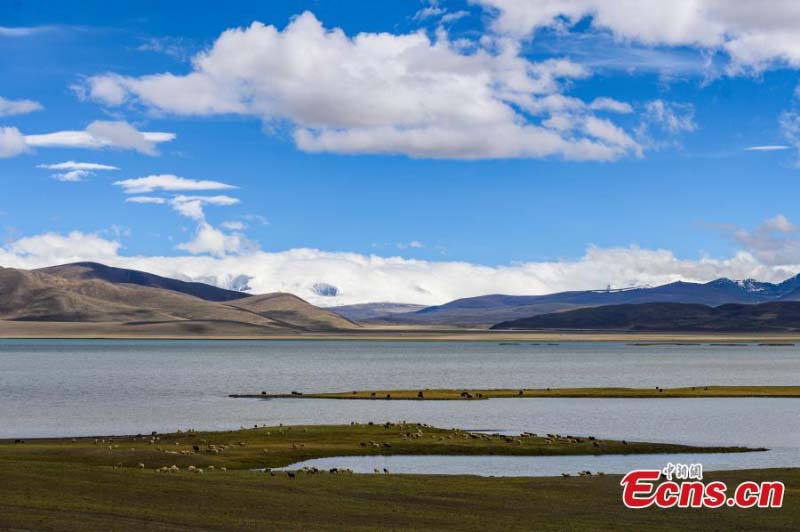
[
  {"x1": 0, "y1": 424, "x2": 759, "y2": 472},
  {"x1": 0, "y1": 424, "x2": 787, "y2": 530},
  {"x1": 231, "y1": 385, "x2": 800, "y2": 401}
]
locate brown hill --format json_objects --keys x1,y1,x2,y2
[
  {"x1": 228, "y1": 293, "x2": 358, "y2": 331},
  {"x1": 37, "y1": 262, "x2": 248, "y2": 302},
  {"x1": 0, "y1": 265, "x2": 357, "y2": 333},
  {"x1": 0, "y1": 267, "x2": 281, "y2": 326}
]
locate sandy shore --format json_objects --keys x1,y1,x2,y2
[{"x1": 3, "y1": 319, "x2": 800, "y2": 342}]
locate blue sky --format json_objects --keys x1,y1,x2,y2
[{"x1": 3, "y1": 0, "x2": 800, "y2": 305}]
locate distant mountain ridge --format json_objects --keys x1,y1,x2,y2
[
  {"x1": 368, "y1": 274, "x2": 800, "y2": 327},
  {"x1": 491, "y1": 301, "x2": 800, "y2": 332},
  {"x1": 38, "y1": 262, "x2": 249, "y2": 302},
  {"x1": 327, "y1": 302, "x2": 427, "y2": 321}
]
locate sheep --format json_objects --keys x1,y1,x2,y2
[
  {"x1": 417, "y1": 391, "x2": 424, "y2": 399},
  {"x1": 561, "y1": 473, "x2": 571, "y2": 478},
  {"x1": 288, "y1": 472, "x2": 296, "y2": 479},
  {"x1": 137, "y1": 463, "x2": 145, "y2": 469},
  {"x1": 383, "y1": 468, "x2": 389, "y2": 474}
]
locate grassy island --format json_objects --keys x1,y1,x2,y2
[{"x1": 231, "y1": 385, "x2": 800, "y2": 401}]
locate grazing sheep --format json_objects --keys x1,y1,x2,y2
[
  {"x1": 137, "y1": 463, "x2": 145, "y2": 469},
  {"x1": 417, "y1": 391, "x2": 424, "y2": 399},
  {"x1": 561, "y1": 473, "x2": 571, "y2": 478},
  {"x1": 374, "y1": 468, "x2": 380, "y2": 474},
  {"x1": 383, "y1": 468, "x2": 389, "y2": 474},
  {"x1": 288, "y1": 472, "x2": 296, "y2": 479}
]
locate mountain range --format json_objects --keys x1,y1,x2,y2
[
  {"x1": 491, "y1": 301, "x2": 800, "y2": 332},
  {"x1": 359, "y1": 275, "x2": 800, "y2": 327},
  {"x1": 0, "y1": 262, "x2": 356, "y2": 336}
]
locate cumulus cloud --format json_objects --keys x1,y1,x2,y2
[
  {"x1": 78, "y1": 12, "x2": 642, "y2": 161},
  {"x1": 2, "y1": 231, "x2": 121, "y2": 265},
  {"x1": 9, "y1": 121, "x2": 176, "y2": 157},
  {"x1": 114, "y1": 174, "x2": 236, "y2": 194},
  {"x1": 727, "y1": 214, "x2": 800, "y2": 266},
  {"x1": 169, "y1": 195, "x2": 240, "y2": 220},
  {"x1": 0, "y1": 127, "x2": 28, "y2": 158},
  {"x1": 475, "y1": 0, "x2": 800, "y2": 72},
  {"x1": 37, "y1": 160, "x2": 119, "y2": 182},
  {"x1": 3, "y1": 216, "x2": 800, "y2": 305},
  {"x1": 176, "y1": 222, "x2": 256, "y2": 257},
  {"x1": 0, "y1": 96, "x2": 43, "y2": 117}
]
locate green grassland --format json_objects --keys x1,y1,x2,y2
[
  {"x1": 231, "y1": 385, "x2": 800, "y2": 401},
  {"x1": 0, "y1": 423, "x2": 756, "y2": 473},
  {"x1": 0, "y1": 448, "x2": 796, "y2": 530},
  {"x1": 0, "y1": 424, "x2": 786, "y2": 530}
]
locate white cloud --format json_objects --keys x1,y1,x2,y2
[
  {"x1": 475, "y1": 0, "x2": 800, "y2": 72},
  {"x1": 169, "y1": 195, "x2": 240, "y2": 221},
  {"x1": 634, "y1": 100, "x2": 697, "y2": 149},
  {"x1": 589, "y1": 97, "x2": 633, "y2": 114},
  {"x1": 78, "y1": 12, "x2": 642, "y2": 161},
  {"x1": 114, "y1": 174, "x2": 236, "y2": 194},
  {"x1": 3, "y1": 216, "x2": 800, "y2": 306},
  {"x1": 2, "y1": 231, "x2": 121, "y2": 265},
  {"x1": 0, "y1": 26, "x2": 56, "y2": 37},
  {"x1": 0, "y1": 127, "x2": 28, "y2": 158},
  {"x1": 642, "y1": 100, "x2": 697, "y2": 134},
  {"x1": 125, "y1": 196, "x2": 166, "y2": 204},
  {"x1": 21, "y1": 121, "x2": 175, "y2": 156},
  {"x1": 37, "y1": 160, "x2": 120, "y2": 182},
  {"x1": 745, "y1": 145, "x2": 791, "y2": 151},
  {"x1": 0, "y1": 96, "x2": 43, "y2": 117},
  {"x1": 728, "y1": 214, "x2": 800, "y2": 266},
  {"x1": 397, "y1": 240, "x2": 425, "y2": 250},
  {"x1": 221, "y1": 220, "x2": 246, "y2": 230},
  {"x1": 176, "y1": 222, "x2": 256, "y2": 257}
]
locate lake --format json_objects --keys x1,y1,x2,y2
[{"x1": 2, "y1": 339, "x2": 799, "y2": 475}]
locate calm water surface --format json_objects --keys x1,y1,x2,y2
[{"x1": 2, "y1": 339, "x2": 799, "y2": 475}]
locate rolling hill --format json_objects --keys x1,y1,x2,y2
[
  {"x1": 369, "y1": 275, "x2": 800, "y2": 327},
  {"x1": 491, "y1": 301, "x2": 800, "y2": 332},
  {"x1": 0, "y1": 263, "x2": 358, "y2": 334},
  {"x1": 38, "y1": 262, "x2": 248, "y2": 302},
  {"x1": 228, "y1": 293, "x2": 358, "y2": 331}
]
